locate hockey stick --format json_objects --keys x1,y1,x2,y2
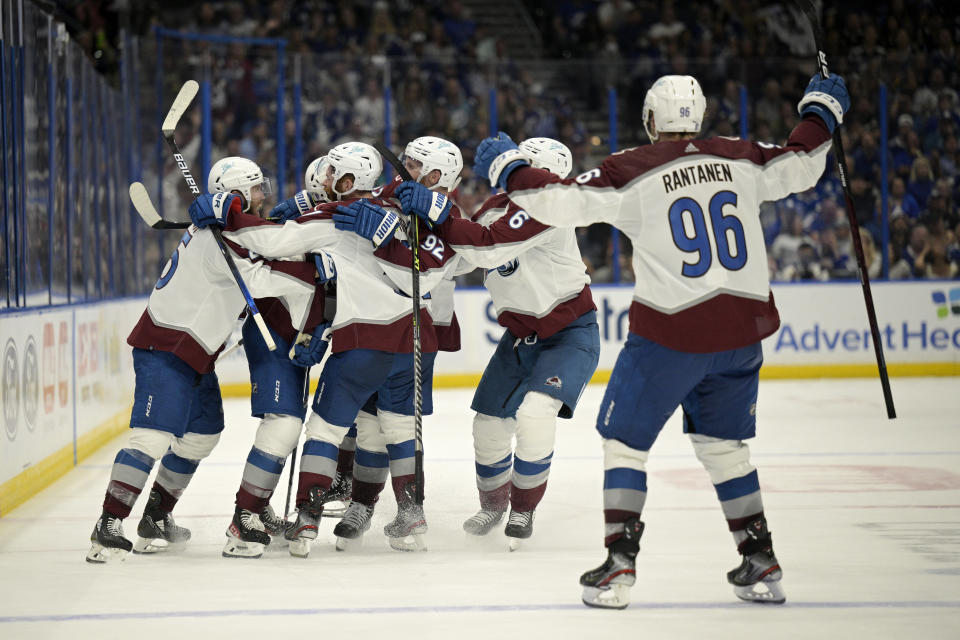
[
  {"x1": 374, "y1": 142, "x2": 425, "y2": 505},
  {"x1": 162, "y1": 80, "x2": 276, "y2": 352},
  {"x1": 129, "y1": 182, "x2": 191, "y2": 229},
  {"x1": 796, "y1": 0, "x2": 895, "y2": 419},
  {"x1": 285, "y1": 366, "x2": 310, "y2": 519}
]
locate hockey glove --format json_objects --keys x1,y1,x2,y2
[
  {"x1": 289, "y1": 322, "x2": 332, "y2": 368},
  {"x1": 189, "y1": 192, "x2": 240, "y2": 228},
  {"x1": 268, "y1": 189, "x2": 322, "y2": 222},
  {"x1": 395, "y1": 182, "x2": 451, "y2": 225},
  {"x1": 332, "y1": 199, "x2": 401, "y2": 248},
  {"x1": 313, "y1": 251, "x2": 337, "y2": 284},
  {"x1": 474, "y1": 131, "x2": 531, "y2": 191},
  {"x1": 797, "y1": 73, "x2": 850, "y2": 134}
]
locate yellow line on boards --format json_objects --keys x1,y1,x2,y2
[{"x1": 0, "y1": 409, "x2": 130, "y2": 517}]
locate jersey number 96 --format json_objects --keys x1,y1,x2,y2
[{"x1": 668, "y1": 190, "x2": 746, "y2": 278}]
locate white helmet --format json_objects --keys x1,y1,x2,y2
[
  {"x1": 304, "y1": 155, "x2": 332, "y2": 203},
  {"x1": 326, "y1": 142, "x2": 383, "y2": 198},
  {"x1": 519, "y1": 137, "x2": 573, "y2": 178},
  {"x1": 208, "y1": 157, "x2": 271, "y2": 212},
  {"x1": 642, "y1": 75, "x2": 706, "y2": 142},
  {"x1": 403, "y1": 136, "x2": 463, "y2": 191}
]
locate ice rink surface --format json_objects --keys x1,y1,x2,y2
[{"x1": 1, "y1": 377, "x2": 959, "y2": 639}]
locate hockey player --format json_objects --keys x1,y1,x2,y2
[
  {"x1": 395, "y1": 138, "x2": 600, "y2": 549},
  {"x1": 87, "y1": 158, "x2": 317, "y2": 563},
  {"x1": 189, "y1": 142, "x2": 455, "y2": 557},
  {"x1": 270, "y1": 155, "x2": 356, "y2": 520},
  {"x1": 472, "y1": 74, "x2": 849, "y2": 606},
  {"x1": 330, "y1": 135, "x2": 463, "y2": 551},
  {"x1": 220, "y1": 156, "x2": 337, "y2": 559}
]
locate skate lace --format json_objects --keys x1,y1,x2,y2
[
  {"x1": 342, "y1": 503, "x2": 371, "y2": 527},
  {"x1": 106, "y1": 516, "x2": 124, "y2": 537},
  {"x1": 470, "y1": 510, "x2": 502, "y2": 525},
  {"x1": 240, "y1": 509, "x2": 266, "y2": 532},
  {"x1": 507, "y1": 511, "x2": 532, "y2": 527},
  {"x1": 260, "y1": 505, "x2": 280, "y2": 527}
]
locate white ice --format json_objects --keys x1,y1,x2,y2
[{"x1": 1, "y1": 378, "x2": 959, "y2": 639}]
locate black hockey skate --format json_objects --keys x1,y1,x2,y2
[
  {"x1": 727, "y1": 516, "x2": 785, "y2": 604},
  {"x1": 133, "y1": 490, "x2": 191, "y2": 554},
  {"x1": 285, "y1": 485, "x2": 326, "y2": 558},
  {"x1": 259, "y1": 504, "x2": 293, "y2": 539},
  {"x1": 223, "y1": 506, "x2": 272, "y2": 559},
  {"x1": 504, "y1": 509, "x2": 534, "y2": 551},
  {"x1": 320, "y1": 471, "x2": 353, "y2": 518},
  {"x1": 463, "y1": 509, "x2": 505, "y2": 536},
  {"x1": 333, "y1": 501, "x2": 374, "y2": 550},
  {"x1": 86, "y1": 512, "x2": 133, "y2": 564},
  {"x1": 580, "y1": 518, "x2": 644, "y2": 609}
]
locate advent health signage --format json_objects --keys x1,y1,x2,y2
[{"x1": 433, "y1": 281, "x2": 960, "y2": 376}]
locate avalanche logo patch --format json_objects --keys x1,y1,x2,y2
[
  {"x1": 545, "y1": 376, "x2": 562, "y2": 389},
  {"x1": 495, "y1": 258, "x2": 519, "y2": 277}
]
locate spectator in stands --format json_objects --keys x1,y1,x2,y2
[
  {"x1": 771, "y1": 213, "x2": 816, "y2": 276},
  {"x1": 908, "y1": 156, "x2": 936, "y2": 210},
  {"x1": 778, "y1": 242, "x2": 829, "y2": 282},
  {"x1": 889, "y1": 176, "x2": 921, "y2": 220},
  {"x1": 914, "y1": 236, "x2": 959, "y2": 279}
]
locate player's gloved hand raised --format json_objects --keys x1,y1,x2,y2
[
  {"x1": 473, "y1": 131, "x2": 530, "y2": 191},
  {"x1": 313, "y1": 251, "x2": 336, "y2": 284},
  {"x1": 189, "y1": 192, "x2": 240, "y2": 228},
  {"x1": 797, "y1": 73, "x2": 850, "y2": 134},
  {"x1": 395, "y1": 182, "x2": 451, "y2": 225},
  {"x1": 289, "y1": 321, "x2": 332, "y2": 368},
  {"x1": 332, "y1": 199, "x2": 401, "y2": 248},
  {"x1": 268, "y1": 189, "x2": 321, "y2": 222}
]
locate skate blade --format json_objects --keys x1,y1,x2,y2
[
  {"x1": 387, "y1": 533, "x2": 427, "y2": 552},
  {"x1": 132, "y1": 537, "x2": 187, "y2": 554},
  {"x1": 733, "y1": 579, "x2": 786, "y2": 604},
  {"x1": 288, "y1": 539, "x2": 312, "y2": 558},
  {"x1": 508, "y1": 536, "x2": 523, "y2": 552},
  {"x1": 335, "y1": 535, "x2": 364, "y2": 552},
  {"x1": 321, "y1": 500, "x2": 350, "y2": 518},
  {"x1": 221, "y1": 538, "x2": 265, "y2": 559},
  {"x1": 581, "y1": 584, "x2": 631, "y2": 610},
  {"x1": 86, "y1": 543, "x2": 129, "y2": 564}
]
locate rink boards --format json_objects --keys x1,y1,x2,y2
[{"x1": 1, "y1": 281, "x2": 958, "y2": 515}]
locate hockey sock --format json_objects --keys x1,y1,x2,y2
[
  {"x1": 479, "y1": 483, "x2": 510, "y2": 512},
  {"x1": 296, "y1": 438, "x2": 338, "y2": 505},
  {"x1": 386, "y1": 439, "x2": 417, "y2": 501},
  {"x1": 102, "y1": 448, "x2": 157, "y2": 519},
  {"x1": 352, "y1": 446, "x2": 389, "y2": 505},
  {"x1": 337, "y1": 426, "x2": 357, "y2": 474},
  {"x1": 601, "y1": 438, "x2": 650, "y2": 547},
  {"x1": 510, "y1": 452, "x2": 553, "y2": 512},
  {"x1": 153, "y1": 450, "x2": 200, "y2": 513},
  {"x1": 476, "y1": 452, "x2": 512, "y2": 511},
  {"x1": 236, "y1": 446, "x2": 286, "y2": 512},
  {"x1": 712, "y1": 470, "x2": 765, "y2": 546}
]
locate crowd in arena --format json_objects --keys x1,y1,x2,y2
[{"x1": 60, "y1": 0, "x2": 960, "y2": 282}]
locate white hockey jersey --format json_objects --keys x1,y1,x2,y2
[
  {"x1": 128, "y1": 223, "x2": 317, "y2": 373},
  {"x1": 223, "y1": 198, "x2": 456, "y2": 354},
  {"x1": 506, "y1": 117, "x2": 833, "y2": 352},
  {"x1": 433, "y1": 193, "x2": 594, "y2": 339}
]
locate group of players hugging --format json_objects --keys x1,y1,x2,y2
[{"x1": 84, "y1": 69, "x2": 850, "y2": 609}]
